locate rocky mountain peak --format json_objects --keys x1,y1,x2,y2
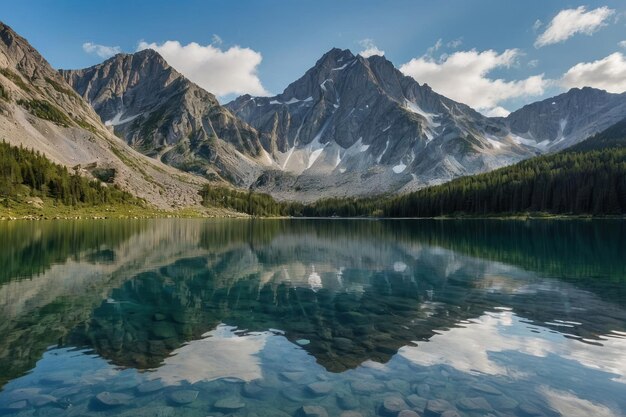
[
  {"x1": 61, "y1": 48, "x2": 266, "y2": 186},
  {"x1": 504, "y1": 86, "x2": 626, "y2": 150}
]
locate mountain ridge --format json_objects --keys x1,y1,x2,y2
[{"x1": 0, "y1": 21, "x2": 207, "y2": 209}]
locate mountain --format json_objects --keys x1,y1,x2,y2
[
  {"x1": 567, "y1": 116, "x2": 626, "y2": 152},
  {"x1": 295, "y1": 119, "x2": 626, "y2": 217},
  {"x1": 502, "y1": 87, "x2": 626, "y2": 151},
  {"x1": 0, "y1": 22, "x2": 206, "y2": 209},
  {"x1": 227, "y1": 48, "x2": 539, "y2": 201},
  {"x1": 61, "y1": 50, "x2": 269, "y2": 186}
]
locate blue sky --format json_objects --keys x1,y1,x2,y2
[{"x1": 3, "y1": 0, "x2": 626, "y2": 114}]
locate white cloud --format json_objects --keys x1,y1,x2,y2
[
  {"x1": 358, "y1": 38, "x2": 385, "y2": 58},
  {"x1": 82, "y1": 42, "x2": 121, "y2": 59},
  {"x1": 426, "y1": 38, "x2": 443, "y2": 56},
  {"x1": 527, "y1": 59, "x2": 539, "y2": 68},
  {"x1": 446, "y1": 38, "x2": 463, "y2": 49},
  {"x1": 483, "y1": 106, "x2": 511, "y2": 117},
  {"x1": 535, "y1": 6, "x2": 615, "y2": 48},
  {"x1": 137, "y1": 40, "x2": 269, "y2": 97},
  {"x1": 211, "y1": 34, "x2": 223, "y2": 46},
  {"x1": 400, "y1": 49, "x2": 547, "y2": 116},
  {"x1": 619, "y1": 40, "x2": 626, "y2": 49},
  {"x1": 561, "y1": 52, "x2": 626, "y2": 93},
  {"x1": 532, "y1": 19, "x2": 543, "y2": 32}
]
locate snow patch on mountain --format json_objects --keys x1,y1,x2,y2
[{"x1": 105, "y1": 111, "x2": 142, "y2": 127}]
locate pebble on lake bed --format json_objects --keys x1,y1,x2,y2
[
  {"x1": 214, "y1": 396, "x2": 246, "y2": 411},
  {"x1": 168, "y1": 389, "x2": 198, "y2": 405},
  {"x1": 424, "y1": 399, "x2": 455, "y2": 417},
  {"x1": 95, "y1": 391, "x2": 133, "y2": 407},
  {"x1": 297, "y1": 405, "x2": 329, "y2": 417},
  {"x1": 380, "y1": 396, "x2": 410, "y2": 416}
]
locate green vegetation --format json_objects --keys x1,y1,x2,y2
[
  {"x1": 0, "y1": 67, "x2": 31, "y2": 93},
  {"x1": 0, "y1": 140, "x2": 142, "y2": 210},
  {"x1": 382, "y1": 147, "x2": 626, "y2": 217},
  {"x1": 200, "y1": 186, "x2": 300, "y2": 216},
  {"x1": 44, "y1": 76, "x2": 77, "y2": 98},
  {"x1": 16, "y1": 99, "x2": 72, "y2": 126},
  {"x1": 201, "y1": 125, "x2": 626, "y2": 217},
  {"x1": 74, "y1": 116, "x2": 98, "y2": 133},
  {"x1": 0, "y1": 83, "x2": 9, "y2": 101}
]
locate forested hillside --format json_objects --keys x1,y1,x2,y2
[{"x1": 0, "y1": 140, "x2": 142, "y2": 208}]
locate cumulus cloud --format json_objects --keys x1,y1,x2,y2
[
  {"x1": 358, "y1": 39, "x2": 385, "y2": 58},
  {"x1": 535, "y1": 6, "x2": 615, "y2": 48},
  {"x1": 400, "y1": 49, "x2": 547, "y2": 116},
  {"x1": 561, "y1": 52, "x2": 626, "y2": 93},
  {"x1": 619, "y1": 40, "x2": 626, "y2": 49},
  {"x1": 82, "y1": 42, "x2": 121, "y2": 59},
  {"x1": 137, "y1": 40, "x2": 269, "y2": 97}
]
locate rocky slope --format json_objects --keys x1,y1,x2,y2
[
  {"x1": 227, "y1": 48, "x2": 537, "y2": 201},
  {"x1": 61, "y1": 50, "x2": 269, "y2": 186},
  {"x1": 502, "y1": 87, "x2": 626, "y2": 151},
  {"x1": 57, "y1": 45, "x2": 626, "y2": 202},
  {"x1": 0, "y1": 22, "x2": 206, "y2": 209}
]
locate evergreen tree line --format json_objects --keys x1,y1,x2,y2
[
  {"x1": 0, "y1": 140, "x2": 141, "y2": 207},
  {"x1": 201, "y1": 146, "x2": 626, "y2": 217}
]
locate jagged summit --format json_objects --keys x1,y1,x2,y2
[
  {"x1": 61, "y1": 48, "x2": 267, "y2": 186},
  {"x1": 503, "y1": 86, "x2": 626, "y2": 150},
  {"x1": 0, "y1": 20, "x2": 206, "y2": 208}
]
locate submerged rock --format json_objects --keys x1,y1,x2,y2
[
  {"x1": 406, "y1": 394, "x2": 427, "y2": 410},
  {"x1": 398, "y1": 411, "x2": 420, "y2": 417},
  {"x1": 518, "y1": 403, "x2": 543, "y2": 416},
  {"x1": 214, "y1": 396, "x2": 245, "y2": 412},
  {"x1": 31, "y1": 394, "x2": 57, "y2": 407},
  {"x1": 336, "y1": 391, "x2": 359, "y2": 410},
  {"x1": 340, "y1": 412, "x2": 364, "y2": 417},
  {"x1": 297, "y1": 405, "x2": 329, "y2": 417},
  {"x1": 424, "y1": 399, "x2": 454, "y2": 417},
  {"x1": 95, "y1": 391, "x2": 133, "y2": 407},
  {"x1": 351, "y1": 380, "x2": 385, "y2": 394},
  {"x1": 168, "y1": 389, "x2": 198, "y2": 405},
  {"x1": 380, "y1": 396, "x2": 409, "y2": 416},
  {"x1": 456, "y1": 397, "x2": 493, "y2": 412},
  {"x1": 470, "y1": 383, "x2": 502, "y2": 396},
  {"x1": 414, "y1": 383, "x2": 430, "y2": 398},
  {"x1": 136, "y1": 379, "x2": 165, "y2": 394},
  {"x1": 242, "y1": 381, "x2": 269, "y2": 399},
  {"x1": 306, "y1": 381, "x2": 333, "y2": 396},
  {"x1": 7, "y1": 400, "x2": 28, "y2": 410}
]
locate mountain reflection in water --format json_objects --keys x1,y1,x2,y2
[{"x1": 0, "y1": 219, "x2": 624, "y2": 417}]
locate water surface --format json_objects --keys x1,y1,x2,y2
[{"x1": 0, "y1": 219, "x2": 625, "y2": 416}]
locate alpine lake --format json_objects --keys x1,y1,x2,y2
[{"x1": 0, "y1": 219, "x2": 624, "y2": 417}]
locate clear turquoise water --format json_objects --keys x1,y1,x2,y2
[{"x1": 0, "y1": 219, "x2": 624, "y2": 417}]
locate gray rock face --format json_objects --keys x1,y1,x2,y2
[
  {"x1": 61, "y1": 50, "x2": 266, "y2": 186},
  {"x1": 503, "y1": 87, "x2": 626, "y2": 151},
  {"x1": 228, "y1": 48, "x2": 533, "y2": 201},
  {"x1": 0, "y1": 22, "x2": 208, "y2": 209}
]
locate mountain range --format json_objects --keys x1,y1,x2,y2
[
  {"x1": 0, "y1": 22, "x2": 205, "y2": 209},
  {"x1": 2, "y1": 21, "x2": 626, "y2": 205}
]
